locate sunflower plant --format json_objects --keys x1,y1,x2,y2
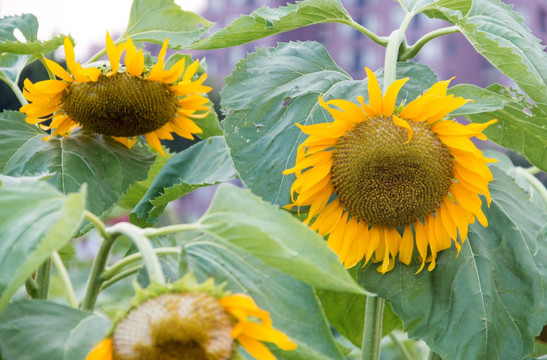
[{"x1": 0, "y1": 0, "x2": 546, "y2": 360}]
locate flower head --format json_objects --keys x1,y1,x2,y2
[
  {"x1": 20, "y1": 33, "x2": 212, "y2": 156},
  {"x1": 283, "y1": 67, "x2": 497, "y2": 273},
  {"x1": 85, "y1": 276, "x2": 296, "y2": 360}
]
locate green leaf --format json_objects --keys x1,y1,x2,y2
[
  {"x1": 0, "y1": 14, "x2": 65, "y2": 56},
  {"x1": 397, "y1": 0, "x2": 470, "y2": 14},
  {"x1": 181, "y1": 234, "x2": 345, "y2": 360},
  {"x1": 222, "y1": 41, "x2": 437, "y2": 206},
  {"x1": 431, "y1": 0, "x2": 547, "y2": 110},
  {"x1": 124, "y1": 0, "x2": 214, "y2": 48},
  {"x1": 357, "y1": 168, "x2": 547, "y2": 360},
  {"x1": 0, "y1": 111, "x2": 155, "y2": 221},
  {"x1": 198, "y1": 184, "x2": 364, "y2": 295},
  {"x1": 193, "y1": 0, "x2": 352, "y2": 50},
  {"x1": 0, "y1": 300, "x2": 111, "y2": 360},
  {"x1": 0, "y1": 176, "x2": 85, "y2": 313},
  {"x1": 317, "y1": 290, "x2": 402, "y2": 347},
  {"x1": 131, "y1": 136, "x2": 236, "y2": 226},
  {"x1": 450, "y1": 84, "x2": 547, "y2": 172}
]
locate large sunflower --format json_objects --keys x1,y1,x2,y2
[
  {"x1": 283, "y1": 68, "x2": 497, "y2": 273},
  {"x1": 20, "y1": 33, "x2": 211, "y2": 156}
]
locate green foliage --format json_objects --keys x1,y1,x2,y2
[
  {"x1": 0, "y1": 176, "x2": 85, "y2": 313},
  {"x1": 429, "y1": 0, "x2": 547, "y2": 110},
  {"x1": 222, "y1": 42, "x2": 438, "y2": 207},
  {"x1": 450, "y1": 84, "x2": 547, "y2": 172},
  {"x1": 193, "y1": 0, "x2": 352, "y2": 50},
  {"x1": 0, "y1": 300, "x2": 111, "y2": 360},
  {"x1": 197, "y1": 184, "x2": 364, "y2": 295},
  {"x1": 357, "y1": 168, "x2": 547, "y2": 360},
  {"x1": 0, "y1": 111, "x2": 155, "y2": 221},
  {"x1": 124, "y1": 0, "x2": 214, "y2": 48},
  {"x1": 397, "y1": 0, "x2": 471, "y2": 14},
  {"x1": 131, "y1": 136, "x2": 237, "y2": 226}
]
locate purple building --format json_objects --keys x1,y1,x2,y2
[{"x1": 194, "y1": 0, "x2": 547, "y2": 88}]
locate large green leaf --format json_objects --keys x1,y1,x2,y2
[
  {"x1": 397, "y1": 0, "x2": 471, "y2": 14},
  {"x1": 428, "y1": 0, "x2": 547, "y2": 110},
  {"x1": 124, "y1": 0, "x2": 214, "y2": 48},
  {"x1": 450, "y1": 84, "x2": 547, "y2": 172},
  {"x1": 0, "y1": 176, "x2": 85, "y2": 313},
  {"x1": 0, "y1": 14, "x2": 65, "y2": 57},
  {"x1": 192, "y1": 0, "x2": 352, "y2": 50},
  {"x1": 357, "y1": 168, "x2": 547, "y2": 360},
  {"x1": 198, "y1": 184, "x2": 364, "y2": 295},
  {"x1": 181, "y1": 234, "x2": 345, "y2": 360},
  {"x1": 222, "y1": 41, "x2": 437, "y2": 207},
  {"x1": 130, "y1": 136, "x2": 237, "y2": 226},
  {"x1": 0, "y1": 111, "x2": 155, "y2": 220},
  {"x1": 0, "y1": 300, "x2": 111, "y2": 360}
]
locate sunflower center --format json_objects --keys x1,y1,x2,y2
[
  {"x1": 61, "y1": 72, "x2": 177, "y2": 137},
  {"x1": 113, "y1": 293, "x2": 235, "y2": 360},
  {"x1": 331, "y1": 116, "x2": 454, "y2": 227}
]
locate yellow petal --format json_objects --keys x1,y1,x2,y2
[
  {"x1": 382, "y1": 77, "x2": 408, "y2": 117},
  {"x1": 399, "y1": 226, "x2": 414, "y2": 265},
  {"x1": 240, "y1": 323, "x2": 298, "y2": 350},
  {"x1": 237, "y1": 334, "x2": 277, "y2": 360},
  {"x1": 365, "y1": 67, "x2": 383, "y2": 116},
  {"x1": 392, "y1": 115, "x2": 412, "y2": 143},
  {"x1": 44, "y1": 58, "x2": 73, "y2": 82},
  {"x1": 183, "y1": 59, "x2": 200, "y2": 82},
  {"x1": 85, "y1": 338, "x2": 113, "y2": 360},
  {"x1": 145, "y1": 132, "x2": 165, "y2": 156}
]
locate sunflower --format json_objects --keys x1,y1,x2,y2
[
  {"x1": 20, "y1": 33, "x2": 212, "y2": 156},
  {"x1": 283, "y1": 67, "x2": 497, "y2": 273},
  {"x1": 85, "y1": 292, "x2": 296, "y2": 360}
]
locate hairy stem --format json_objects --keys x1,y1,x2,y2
[
  {"x1": 107, "y1": 223, "x2": 166, "y2": 285},
  {"x1": 52, "y1": 251, "x2": 77, "y2": 308},
  {"x1": 101, "y1": 247, "x2": 181, "y2": 281},
  {"x1": 361, "y1": 295, "x2": 385, "y2": 360},
  {"x1": 36, "y1": 258, "x2": 51, "y2": 300},
  {"x1": 81, "y1": 212, "x2": 116, "y2": 311},
  {"x1": 400, "y1": 26, "x2": 460, "y2": 61},
  {"x1": 101, "y1": 265, "x2": 144, "y2": 291},
  {"x1": 339, "y1": 19, "x2": 389, "y2": 47}
]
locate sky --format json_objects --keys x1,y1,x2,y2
[{"x1": 0, "y1": 0, "x2": 208, "y2": 60}]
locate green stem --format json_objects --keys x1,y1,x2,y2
[
  {"x1": 388, "y1": 333, "x2": 412, "y2": 360},
  {"x1": 339, "y1": 19, "x2": 389, "y2": 47},
  {"x1": 81, "y1": 212, "x2": 116, "y2": 311},
  {"x1": 25, "y1": 277, "x2": 39, "y2": 298},
  {"x1": 51, "y1": 251, "x2": 77, "y2": 308},
  {"x1": 382, "y1": 12, "x2": 413, "y2": 91},
  {"x1": 400, "y1": 26, "x2": 460, "y2": 61},
  {"x1": 526, "y1": 166, "x2": 542, "y2": 175},
  {"x1": 107, "y1": 223, "x2": 166, "y2": 285},
  {"x1": 142, "y1": 223, "x2": 205, "y2": 238},
  {"x1": 35, "y1": 258, "x2": 51, "y2": 300},
  {"x1": 0, "y1": 73, "x2": 27, "y2": 106},
  {"x1": 100, "y1": 265, "x2": 144, "y2": 291},
  {"x1": 101, "y1": 247, "x2": 181, "y2": 281},
  {"x1": 361, "y1": 295, "x2": 385, "y2": 360}
]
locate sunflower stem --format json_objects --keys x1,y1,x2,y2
[
  {"x1": 35, "y1": 258, "x2": 51, "y2": 300},
  {"x1": 141, "y1": 222, "x2": 205, "y2": 237},
  {"x1": 361, "y1": 295, "x2": 385, "y2": 360},
  {"x1": 52, "y1": 251, "x2": 78, "y2": 308},
  {"x1": 388, "y1": 332, "x2": 413, "y2": 360},
  {"x1": 339, "y1": 19, "x2": 389, "y2": 47},
  {"x1": 106, "y1": 222, "x2": 166, "y2": 286},
  {"x1": 100, "y1": 265, "x2": 144, "y2": 291},
  {"x1": 101, "y1": 247, "x2": 181, "y2": 282},
  {"x1": 400, "y1": 26, "x2": 460, "y2": 61},
  {"x1": 0, "y1": 73, "x2": 27, "y2": 106},
  {"x1": 383, "y1": 12, "x2": 414, "y2": 92},
  {"x1": 81, "y1": 223, "x2": 116, "y2": 311}
]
